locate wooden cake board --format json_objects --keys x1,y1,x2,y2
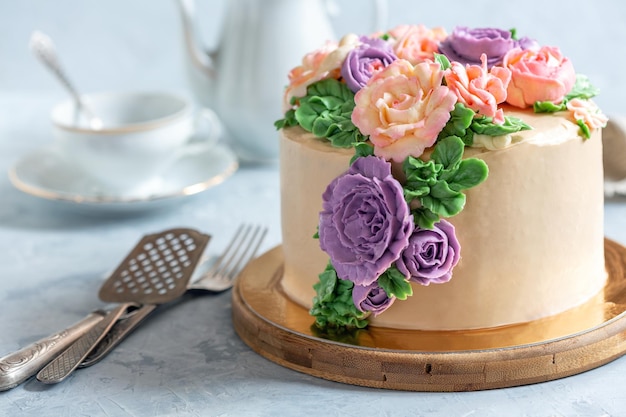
[{"x1": 232, "y1": 239, "x2": 626, "y2": 392}]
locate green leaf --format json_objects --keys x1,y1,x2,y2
[
  {"x1": 377, "y1": 267, "x2": 413, "y2": 300},
  {"x1": 470, "y1": 115, "x2": 531, "y2": 136},
  {"x1": 420, "y1": 181, "x2": 466, "y2": 217},
  {"x1": 434, "y1": 53, "x2": 452, "y2": 71},
  {"x1": 438, "y1": 103, "x2": 475, "y2": 144},
  {"x1": 533, "y1": 100, "x2": 567, "y2": 113},
  {"x1": 350, "y1": 142, "x2": 375, "y2": 164},
  {"x1": 431, "y1": 136, "x2": 465, "y2": 170},
  {"x1": 510, "y1": 28, "x2": 519, "y2": 41},
  {"x1": 445, "y1": 158, "x2": 489, "y2": 191},
  {"x1": 412, "y1": 207, "x2": 440, "y2": 230},
  {"x1": 310, "y1": 262, "x2": 368, "y2": 329},
  {"x1": 293, "y1": 78, "x2": 365, "y2": 149},
  {"x1": 576, "y1": 118, "x2": 591, "y2": 140},
  {"x1": 274, "y1": 109, "x2": 298, "y2": 129},
  {"x1": 566, "y1": 74, "x2": 600, "y2": 101}
]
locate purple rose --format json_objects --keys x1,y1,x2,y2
[
  {"x1": 319, "y1": 156, "x2": 414, "y2": 286},
  {"x1": 352, "y1": 282, "x2": 395, "y2": 316},
  {"x1": 341, "y1": 36, "x2": 397, "y2": 93},
  {"x1": 438, "y1": 27, "x2": 538, "y2": 68},
  {"x1": 396, "y1": 219, "x2": 460, "y2": 286}
]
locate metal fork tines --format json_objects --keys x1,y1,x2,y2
[{"x1": 189, "y1": 224, "x2": 267, "y2": 292}]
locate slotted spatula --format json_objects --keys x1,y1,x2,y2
[{"x1": 0, "y1": 228, "x2": 209, "y2": 390}]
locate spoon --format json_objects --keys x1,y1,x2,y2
[{"x1": 29, "y1": 30, "x2": 104, "y2": 130}]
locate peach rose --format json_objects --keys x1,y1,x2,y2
[
  {"x1": 389, "y1": 24, "x2": 448, "y2": 65},
  {"x1": 352, "y1": 59, "x2": 457, "y2": 162},
  {"x1": 566, "y1": 98, "x2": 608, "y2": 131},
  {"x1": 283, "y1": 34, "x2": 360, "y2": 111},
  {"x1": 444, "y1": 54, "x2": 511, "y2": 124},
  {"x1": 503, "y1": 46, "x2": 576, "y2": 108}
]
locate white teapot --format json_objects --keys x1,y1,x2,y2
[{"x1": 177, "y1": 0, "x2": 386, "y2": 162}]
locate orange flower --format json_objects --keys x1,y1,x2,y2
[
  {"x1": 503, "y1": 46, "x2": 576, "y2": 108},
  {"x1": 389, "y1": 24, "x2": 448, "y2": 65},
  {"x1": 352, "y1": 59, "x2": 457, "y2": 162},
  {"x1": 444, "y1": 54, "x2": 511, "y2": 124}
]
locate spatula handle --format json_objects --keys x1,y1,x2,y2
[{"x1": 0, "y1": 311, "x2": 105, "y2": 391}]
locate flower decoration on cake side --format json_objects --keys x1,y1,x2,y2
[{"x1": 276, "y1": 25, "x2": 607, "y2": 330}]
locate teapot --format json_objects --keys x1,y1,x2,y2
[{"x1": 177, "y1": 0, "x2": 387, "y2": 162}]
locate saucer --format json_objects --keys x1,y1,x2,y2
[{"x1": 8, "y1": 143, "x2": 238, "y2": 212}]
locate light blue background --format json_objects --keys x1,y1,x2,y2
[{"x1": 1, "y1": 0, "x2": 625, "y2": 115}]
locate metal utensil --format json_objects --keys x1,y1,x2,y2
[
  {"x1": 0, "y1": 228, "x2": 210, "y2": 390},
  {"x1": 29, "y1": 30, "x2": 103, "y2": 130},
  {"x1": 35, "y1": 228, "x2": 211, "y2": 384},
  {"x1": 78, "y1": 224, "x2": 267, "y2": 368}
]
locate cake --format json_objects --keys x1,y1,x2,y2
[{"x1": 276, "y1": 26, "x2": 608, "y2": 331}]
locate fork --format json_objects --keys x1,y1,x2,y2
[{"x1": 78, "y1": 224, "x2": 267, "y2": 368}]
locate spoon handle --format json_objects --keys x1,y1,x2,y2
[
  {"x1": 29, "y1": 31, "x2": 102, "y2": 129},
  {"x1": 0, "y1": 311, "x2": 105, "y2": 391}
]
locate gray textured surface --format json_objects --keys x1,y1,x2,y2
[{"x1": 2, "y1": 1, "x2": 626, "y2": 416}]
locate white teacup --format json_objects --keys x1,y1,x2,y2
[{"x1": 51, "y1": 91, "x2": 220, "y2": 194}]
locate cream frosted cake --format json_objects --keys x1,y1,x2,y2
[{"x1": 275, "y1": 26, "x2": 608, "y2": 331}]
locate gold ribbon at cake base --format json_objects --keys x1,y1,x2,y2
[{"x1": 232, "y1": 239, "x2": 626, "y2": 391}]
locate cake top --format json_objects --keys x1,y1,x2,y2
[{"x1": 275, "y1": 25, "x2": 607, "y2": 330}]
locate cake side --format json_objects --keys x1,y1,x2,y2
[
  {"x1": 280, "y1": 108, "x2": 606, "y2": 330},
  {"x1": 276, "y1": 25, "x2": 608, "y2": 331}
]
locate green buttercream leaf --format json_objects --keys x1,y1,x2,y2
[
  {"x1": 294, "y1": 78, "x2": 365, "y2": 148},
  {"x1": 471, "y1": 115, "x2": 531, "y2": 136},
  {"x1": 412, "y1": 207, "x2": 440, "y2": 230},
  {"x1": 430, "y1": 136, "x2": 464, "y2": 170},
  {"x1": 510, "y1": 28, "x2": 518, "y2": 40},
  {"x1": 310, "y1": 263, "x2": 368, "y2": 329},
  {"x1": 350, "y1": 142, "x2": 375, "y2": 164},
  {"x1": 566, "y1": 74, "x2": 600, "y2": 101},
  {"x1": 274, "y1": 109, "x2": 298, "y2": 130},
  {"x1": 402, "y1": 157, "x2": 440, "y2": 202},
  {"x1": 378, "y1": 267, "x2": 413, "y2": 300},
  {"x1": 421, "y1": 181, "x2": 466, "y2": 218},
  {"x1": 434, "y1": 53, "x2": 452, "y2": 71},
  {"x1": 533, "y1": 101, "x2": 567, "y2": 113},
  {"x1": 576, "y1": 118, "x2": 591, "y2": 140},
  {"x1": 438, "y1": 103, "x2": 476, "y2": 145},
  {"x1": 445, "y1": 158, "x2": 489, "y2": 191}
]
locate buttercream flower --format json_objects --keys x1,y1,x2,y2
[
  {"x1": 341, "y1": 36, "x2": 397, "y2": 93},
  {"x1": 444, "y1": 54, "x2": 511, "y2": 124},
  {"x1": 352, "y1": 282, "x2": 396, "y2": 316},
  {"x1": 352, "y1": 59, "x2": 457, "y2": 162},
  {"x1": 319, "y1": 156, "x2": 414, "y2": 286},
  {"x1": 283, "y1": 34, "x2": 360, "y2": 110},
  {"x1": 438, "y1": 27, "x2": 538, "y2": 68},
  {"x1": 396, "y1": 219, "x2": 461, "y2": 286},
  {"x1": 566, "y1": 98, "x2": 608, "y2": 131},
  {"x1": 388, "y1": 24, "x2": 448, "y2": 64},
  {"x1": 503, "y1": 46, "x2": 576, "y2": 108}
]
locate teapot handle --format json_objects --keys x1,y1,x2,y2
[{"x1": 325, "y1": 0, "x2": 388, "y2": 33}]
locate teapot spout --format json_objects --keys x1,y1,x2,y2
[{"x1": 177, "y1": 0, "x2": 215, "y2": 79}]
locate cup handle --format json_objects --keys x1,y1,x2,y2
[{"x1": 175, "y1": 107, "x2": 223, "y2": 159}]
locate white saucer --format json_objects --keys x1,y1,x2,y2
[{"x1": 8, "y1": 143, "x2": 238, "y2": 212}]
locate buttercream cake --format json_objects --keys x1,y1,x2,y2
[{"x1": 276, "y1": 26, "x2": 608, "y2": 331}]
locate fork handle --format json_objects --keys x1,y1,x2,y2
[{"x1": 0, "y1": 311, "x2": 105, "y2": 391}]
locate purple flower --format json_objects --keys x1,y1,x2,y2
[
  {"x1": 341, "y1": 36, "x2": 397, "y2": 93},
  {"x1": 319, "y1": 156, "x2": 414, "y2": 286},
  {"x1": 352, "y1": 282, "x2": 395, "y2": 316},
  {"x1": 438, "y1": 27, "x2": 538, "y2": 68},
  {"x1": 396, "y1": 219, "x2": 460, "y2": 286}
]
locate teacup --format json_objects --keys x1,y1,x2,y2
[{"x1": 51, "y1": 91, "x2": 220, "y2": 194}]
